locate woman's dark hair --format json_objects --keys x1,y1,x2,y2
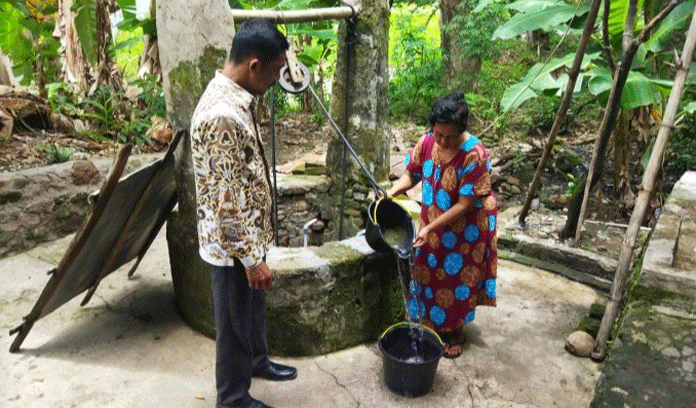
[
  {"x1": 426, "y1": 92, "x2": 469, "y2": 132},
  {"x1": 229, "y1": 19, "x2": 289, "y2": 66}
]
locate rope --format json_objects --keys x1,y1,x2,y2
[
  {"x1": 338, "y1": 11, "x2": 357, "y2": 240},
  {"x1": 270, "y1": 87, "x2": 279, "y2": 246}
]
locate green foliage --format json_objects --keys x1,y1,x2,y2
[
  {"x1": 112, "y1": 27, "x2": 144, "y2": 79},
  {"x1": 490, "y1": 0, "x2": 696, "y2": 113},
  {"x1": 47, "y1": 82, "x2": 79, "y2": 114},
  {"x1": 0, "y1": 1, "x2": 60, "y2": 86},
  {"x1": 443, "y1": 0, "x2": 507, "y2": 90},
  {"x1": 81, "y1": 85, "x2": 119, "y2": 135},
  {"x1": 72, "y1": 0, "x2": 98, "y2": 67},
  {"x1": 241, "y1": 0, "x2": 338, "y2": 83},
  {"x1": 37, "y1": 142, "x2": 74, "y2": 163},
  {"x1": 466, "y1": 41, "x2": 537, "y2": 136},
  {"x1": 565, "y1": 172, "x2": 582, "y2": 197},
  {"x1": 389, "y1": 5, "x2": 443, "y2": 121},
  {"x1": 666, "y1": 110, "x2": 696, "y2": 174},
  {"x1": 75, "y1": 75, "x2": 165, "y2": 146},
  {"x1": 492, "y1": 0, "x2": 588, "y2": 40},
  {"x1": 312, "y1": 111, "x2": 324, "y2": 126},
  {"x1": 122, "y1": 75, "x2": 167, "y2": 146}
]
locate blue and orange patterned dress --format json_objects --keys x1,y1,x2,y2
[{"x1": 405, "y1": 132, "x2": 497, "y2": 333}]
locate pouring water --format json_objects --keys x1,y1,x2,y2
[{"x1": 387, "y1": 227, "x2": 426, "y2": 363}]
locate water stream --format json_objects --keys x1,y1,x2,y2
[{"x1": 393, "y1": 240, "x2": 426, "y2": 363}]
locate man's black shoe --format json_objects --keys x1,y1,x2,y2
[
  {"x1": 252, "y1": 361, "x2": 298, "y2": 381},
  {"x1": 217, "y1": 397, "x2": 274, "y2": 408}
]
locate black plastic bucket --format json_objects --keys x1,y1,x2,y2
[
  {"x1": 365, "y1": 198, "x2": 415, "y2": 255},
  {"x1": 378, "y1": 322, "x2": 444, "y2": 397}
]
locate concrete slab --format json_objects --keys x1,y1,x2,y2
[{"x1": 2, "y1": 228, "x2": 604, "y2": 408}]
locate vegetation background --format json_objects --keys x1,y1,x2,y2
[{"x1": 1, "y1": 0, "x2": 695, "y2": 222}]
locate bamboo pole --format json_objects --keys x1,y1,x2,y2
[
  {"x1": 518, "y1": 0, "x2": 602, "y2": 225},
  {"x1": 592, "y1": 4, "x2": 696, "y2": 362},
  {"x1": 572, "y1": 0, "x2": 681, "y2": 245},
  {"x1": 228, "y1": 6, "x2": 358, "y2": 23}
]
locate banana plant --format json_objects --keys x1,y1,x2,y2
[
  {"x1": 489, "y1": 0, "x2": 696, "y2": 112},
  {"x1": 0, "y1": 0, "x2": 60, "y2": 94}
]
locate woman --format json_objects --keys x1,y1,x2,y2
[{"x1": 387, "y1": 92, "x2": 497, "y2": 359}]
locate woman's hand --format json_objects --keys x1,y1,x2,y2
[{"x1": 413, "y1": 225, "x2": 431, "y2": 247}]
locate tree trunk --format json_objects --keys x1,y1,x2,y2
[
  {"x1": 0, "y1": 50, "x2": 12, "y2": 86},
  {"x1": 614, "y1": 109, "x2": 635, "y2": 208},
  {"x1": 54, "y1": 0, "x2": 92, "y2": 89},
  {"x1": 518, "y1": 0, "x2": 602, "y2": 225},
  {"x1": 439, "y1": 0, "x2": 479, "y2": 92},
  {"x1": 526, "y1": 30, "x2": 549, "y2": 57},
  {"x1": 95, "y1": 0, "x2": 120, "y2": 89},
  {"x1": 566, "y1": 0, "x2": 681, "y2": 243},
  {"x1": 592, "y1": 4, "x2": 696, "y2": 361},
  {"x1": 137, "y1": 0, "x2": 161, "y2": 79}
]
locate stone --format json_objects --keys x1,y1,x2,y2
[
  {"x1": 311, "y1": 219, "x2": 325, "y2": 231},
  {"x1": 71, "y1": 160, "x2": 100, "y2": 185},
  {"x1": 565, "y1": 330, "x2": 594, "y2": 357},
  {"x1": 554, "y1": 148, "x2": 581, "y2": 174},
  {"x1": 0, "y1": 191, "x2": 21, "y2": 205},
  {"x1": 167, "y1": 209, "x2": 403, "y2": 356},
  {"x1": 519, "y1": 143, "x2": 534, "y2": 153},
  {"x1": 506, "y1": 176, "x2": 520, "y2": 186},
  {"x1": 12, "y1": 176, "x2": 29, "y2": 189}
]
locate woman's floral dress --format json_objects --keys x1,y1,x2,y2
[{"x1": 405, "y1": 133, "x2": 498, "y2": 333}]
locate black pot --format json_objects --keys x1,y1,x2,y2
[{"x1": 365, "y1": 198, "x2": 415, "y2": 254}]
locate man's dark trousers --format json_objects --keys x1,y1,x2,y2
[{"x1": 211, "y1": 259, "x2": 270, "y2": 406}]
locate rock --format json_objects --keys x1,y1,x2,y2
[
  {"x1": 71, "y1": 160, "x2": 100, "y2": 185},
  {"x1": 0, "y1": 106, "x2": 13, "y2": 139},
  {"x1": 13, "y1": 176, "x2": 29, "y2": 189},
  {"x1": 277, "y1": 158, "x2": 304, "y2": 174},
  {"x1": 146, "y1": 115, "x2": 173, "y2": 144},
  {"x1": 49, "y1": 112, "x2": 75, "y2": 133},
  {"x1": 531, "y1": 198, "x2": 540, "y2": 211},
  {"x1": 0, "y1": 190, "x2": 21, "y2": 205},
  {"x1": 566, "y1": 330, "x2": 594, "y2": 357},
  {"x1": 124, "y1": 85, "x2": 144, "y2": 102},
  {"x1": 554, "y1": 148, "x2": 582, "y2": 174},
  {"x1": 507, "y1": 176, "x2": 520, "y2": 186},
  {"x1": 519, "y1": 143, "x2": 534, "y2": 153},
  {"x1": 542, "y1": 194, "x2": 567, "y2": 210}
]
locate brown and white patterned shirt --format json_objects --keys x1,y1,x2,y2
[{"x1": 190, "y1": 71, "x2": 274, "y2": 268}]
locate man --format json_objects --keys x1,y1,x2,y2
[{"x1": 189, "y1": 19, "x2": 294, "y2": 408}]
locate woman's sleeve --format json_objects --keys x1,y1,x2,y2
[
  {"x1": 405, "y1": 135, "x2": 426, "y2": 180},
  {"x1": 458, "y1": 144, "x2": 492, "y2": 198}
]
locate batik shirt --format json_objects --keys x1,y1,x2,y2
[{"x1": 190, "y1": 71, "x2": 274, "y2": 268}]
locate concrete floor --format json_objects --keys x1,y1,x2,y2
[{"x1": 1, "y1": 229, "x2": 604, "y2": 408}]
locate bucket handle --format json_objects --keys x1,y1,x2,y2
[{"x1": 380, "y1": 321, "x2": 444, "y2": 345}]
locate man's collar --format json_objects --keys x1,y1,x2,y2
[{"x1": 215, "y1": 70, "x2": 255, "y2": 109}]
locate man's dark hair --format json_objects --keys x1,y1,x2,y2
[
  {"x1": 229, "y1": 19, "x2": 289, "y2": 66},
  {"x1": 426, "y1": 92, "x2": 470, "y2": 132}
]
